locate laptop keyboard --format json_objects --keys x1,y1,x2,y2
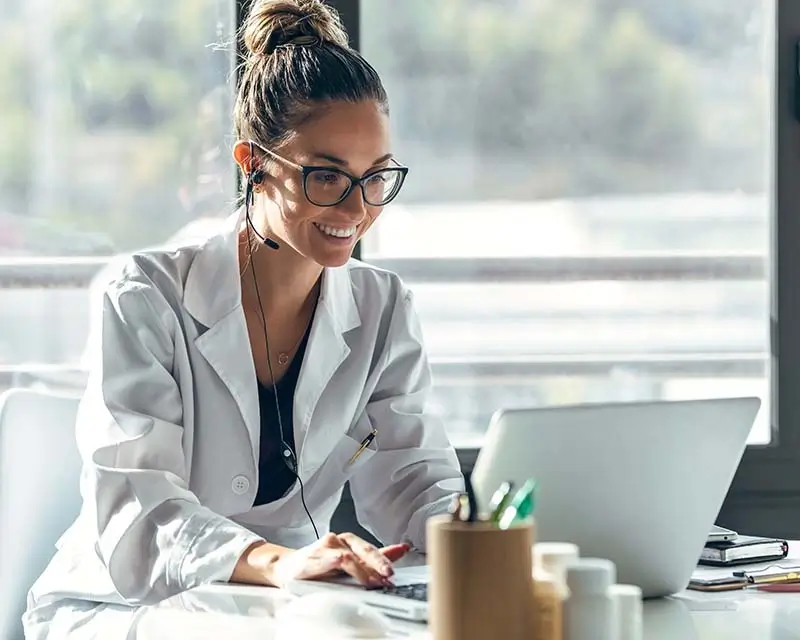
[{"x1": 379, "y1": 582, "x2": 428, "y2": 602}]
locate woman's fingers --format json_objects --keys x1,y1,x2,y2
[
  {"x1": 338, "y1": 551, "x2": 387, "y2": 588},
  {"x1": 287, "y1": 533, "x2": 410, "y2": 587},
  {"x1": 271, "y1": 534, "x2": 413, "y2": 587},
  {"x1": 311, "y1": 533, "x2": 386, "y2": 587},
  {"x1": 380, "y1": 543, "x2": 411, "y2": 563},
  {"x1": 338, "y1": 533, "x2": 395, "y2": 579}
]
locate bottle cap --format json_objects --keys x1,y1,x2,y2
[
  {"x1": 566, "y1": 558, "x2": 616, "y2": 595},
  {"x1": 610, "y1": 583, "x2": 642, "y2": 601},
  {"x1": 534, "y1": 542, "x2": 580, "y2": 583}
]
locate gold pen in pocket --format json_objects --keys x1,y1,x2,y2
[{"x1": 348, "y1": 429, "x2": 378, "y2": 466}]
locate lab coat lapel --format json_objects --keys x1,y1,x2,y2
[
  {"x1": 184, "y1": 209, "x2": 260, "y2": 471},
  {"x1": 294, "y1": 266, "x2": 361, "y2": 474},
  {"x1": 193, "y1": 311, "x2": 259, "y2": 470}
]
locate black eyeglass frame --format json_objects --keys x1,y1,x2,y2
[{"x1": 249, "y1": 141, "x2": 409, "y2": 207}]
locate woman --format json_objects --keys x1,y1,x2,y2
[{"x1": 25, "y1": 0, "x2": 463, "y2": 630}]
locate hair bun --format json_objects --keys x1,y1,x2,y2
[{"x1": 243, "y1": 0, "x2": 349, "y2": 58}]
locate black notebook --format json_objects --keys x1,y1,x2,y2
[{"x1": 699, "y1": 535, "x2": 789, "y2": 567}]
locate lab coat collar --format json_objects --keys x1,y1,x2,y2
[
  {"x1": 183, "y1": 207, "x2": 360, "y2": 334},
  {"x1": 183, "y1": 206, "x2": 362, "y2": 474},
  {"x1": 183, "y1": 208, "x2": 244, "y2": 329}
]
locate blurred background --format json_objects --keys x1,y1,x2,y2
[{"x1": 0, "y1": 0, "x2": 771, "y2": 446}]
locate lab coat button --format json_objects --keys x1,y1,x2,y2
[{"x1": 231, "y1": 475, "x2": 250, "y2": 495}]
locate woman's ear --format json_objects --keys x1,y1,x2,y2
[{"x1": 232, "y1": 140, "x2": 257, "y2": 176}]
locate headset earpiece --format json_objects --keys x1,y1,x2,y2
[
  {"x1": 244, "y1": 142, "x2": 279, "y2": 250},
  {"x1": 247, "y1": 140, "x2": 264, "y2": 186},
  {"x1": 250, "y1": 169, "x2": 265, "y2": 185}
]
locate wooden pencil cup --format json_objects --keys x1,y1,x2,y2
[{"x1": 427, "y1": 514, "x2": 536, "y2": 640}]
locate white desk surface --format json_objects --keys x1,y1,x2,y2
[{"x1": 116, "y1": 544, "x2": 800, "y2": 640}]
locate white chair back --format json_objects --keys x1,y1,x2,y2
[{"x1": 0, "y1": 388, "x2": 82, "y2": 640}]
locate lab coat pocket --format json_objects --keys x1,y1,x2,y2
[
  {"x1": 336, "y1": 432, "x2": 378, "y2": 475},
  {"x1": 310, "y1": 433, "x2": 377, "y2": 490}
]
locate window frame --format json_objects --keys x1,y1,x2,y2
[
  {"x1": 322, "y1": 0, "x2": 800, "y2": 534},
  {"x1": 717, "y1": 0, "x2": 800, "y2": 529}
]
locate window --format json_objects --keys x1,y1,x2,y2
[
  {"x1": 360, "y1": 0, "x2": 774, "y2": 448},
  {"x1": 0, "y1": 0, "x2": 235, "y2": 385},
  {"x1": 3, "y1": 0, "x2": 800, "y2": 529}
]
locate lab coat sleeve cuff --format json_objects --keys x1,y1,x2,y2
[
  {"x1": 171, "y1": 511, "x2": 264, "y2": 591},
  {"x1": 407, "y1": 493, "x2": 459, "y2": 552}
]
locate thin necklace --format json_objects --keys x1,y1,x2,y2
[
  {"x1": 250, "y1": 275, "x2": 320, "y2": 368},
  {"x1": 276, "y1": 295, "x2": 317, "y2": 366}
]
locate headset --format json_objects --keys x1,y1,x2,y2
[
  {"x1": 244, "y1": 141, "x2": 319, "y2": 539},
  {"x1": 244, "y1": 145, "x2": 278, "y2": 250}
]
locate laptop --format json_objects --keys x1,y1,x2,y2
[
  {"x1": 472, "y1": 397, "x2": 760, "y2": 598},
  {"x1": 286, "y1": 396, "x2": 760, "y2": 619},
  {"x1": 286, "y1": 563, "x2": 430, "y2": 622}
]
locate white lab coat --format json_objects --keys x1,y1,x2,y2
[{"x1": 24, "y1": 208, "x2": 464, "y2": 627}]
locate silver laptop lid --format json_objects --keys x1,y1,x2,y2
[{"x1": 471, "y1": 397, "x2": 760, "y2": 597}]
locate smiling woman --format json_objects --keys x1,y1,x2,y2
[
  {"x1": 235, "y1": 105, "x2": 407, "y2": 263},
  {"x1": 21, "y1": 0, "x2": 463, "y2": 635}
]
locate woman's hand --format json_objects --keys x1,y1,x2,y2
[
  {"x1": 269, "y1": 533, "x2": 410, "y2": 588},
  {"x1": 232, "y1": 534, "x2": 411, "y2": 589}
]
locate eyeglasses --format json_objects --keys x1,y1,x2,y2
[{"x1": 250, "y1": 141, "x2": 408, "y2": 207}]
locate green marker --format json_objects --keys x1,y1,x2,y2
[
  {"x1": 488, "y1": 481, "x2": 515, "y2": 524},
  {"x1": 498, "y1": 478, "x2": 537, "y2": 530}
]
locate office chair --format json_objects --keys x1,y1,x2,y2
[{"x1": 0, "y1": 388, "x2": 82, "y2": 640}]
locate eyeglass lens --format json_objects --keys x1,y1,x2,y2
[{"x1": 305, "y1": 168, "x2": 405, "y2": 206}]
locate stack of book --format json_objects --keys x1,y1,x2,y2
[{"x1": 699, "y1": 535, "x2": 789, "y2": 567}]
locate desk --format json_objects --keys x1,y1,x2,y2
[{"x1": 128, "y1": 548, "x2": 800, "y2": 640}]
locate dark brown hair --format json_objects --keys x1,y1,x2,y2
[{"x1": 234, "y1": 0, "x2": 388, "y2": 149}]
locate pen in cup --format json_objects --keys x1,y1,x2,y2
[
  {"x1": 488, "y1": 481, "x2": 515, "y2": 524},
  {"x1": 458, "y1": 495, "x2": 471, "y2": 521},
  {"x1": 498, "y1": 478, "x2": 537, "y2": 530},
  {"x1": 448, "y1": 493, "x2": 462, "y2": 521},
  {"x1": 449, "y1": 477, "x2": 480, "y2": 522}
]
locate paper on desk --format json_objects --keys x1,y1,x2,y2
[
  {"x1": 691, "y1": 553, "x2": 800, "y2": 582},
  {"x1": 686, "y1": 554, "x2": 800, "y2": 607}
]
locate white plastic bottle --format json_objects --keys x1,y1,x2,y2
[
  {"x1": 563, "y1": 558, "x2": 617, "y2": 640},
  {"x1": 534, "y1": 542, "x2": 580, "y2": 597},
  {"x1": 610, "y1": 584, "x2": 643, "y2": 640},
  {"x1": 531, "y1": 542, "x2": 581, "y2": 640}
]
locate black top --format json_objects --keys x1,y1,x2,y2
[{"x1": 253, "y1": 324, "x2": 312, "y2": 506}]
